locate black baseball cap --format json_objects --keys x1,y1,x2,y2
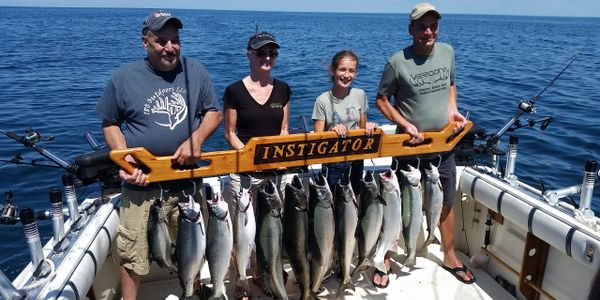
[{"x1": 142, "y1": 10, "x2": 183, "y2": 34}]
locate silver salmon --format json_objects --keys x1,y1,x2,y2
[
  {"x1": 206, "y1": 191, "x2": 233, "y2": 299},
  {"x1": 421, "y1": 163, "x2": 443, "y2": 250},
  {"x1": 308, "y1": 171, "x2": 335, "y2": 293},
  {"x1": 256, "y1": 180, "x2": 288, "y2": 299},
  {"x1": 352, "y1": 170, "x2": 383, "y2": 276},
  {"x1": 148, "y1": 197, "x2": 177, "y2": 274},
  {"x1": 234, "y1": 185, "x2": 255, "y2": 296},
  {"x1": 401, "y1": 165, "x2": 423, "y2": 268},
  {"x1": 334, "y1": 170, "x2": 359, "y2": 297},
  {"x1": 175, "y1": 194, "x2": 206, "y2": 298},
  {"x1": 372, "y1": 169, "x2": 402, "y2": 273}
]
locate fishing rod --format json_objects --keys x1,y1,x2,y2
[
  {"x1": 486, "y1": 53, "x2": 579, "y2": 147},
  {"x1": 0, "y1": 154, "x2": 64, "y2": 169},
  {"x1": 1, "y1": 128, "x2": 76, "y2": 172}
]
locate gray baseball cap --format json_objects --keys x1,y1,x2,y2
[
  {"x1": 410, "y1": 2, "x2": 441, "y2": 22},
  {"x1": 247, "y1": 31, "x2": 280, "y2": 50},
  {"x1": 142, "y1": 10, "x2": 183, "y2": 34}
]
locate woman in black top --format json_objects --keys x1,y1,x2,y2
[{"x1": 222, "y1": 30, "x2": 291, "y2": 300}]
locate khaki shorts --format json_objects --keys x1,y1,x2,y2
[{"x1": 117, "y1": 183, "x2": 203, "y2": 275}]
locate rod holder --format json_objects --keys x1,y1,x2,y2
[
  {"x1": 0, "y1": 269, "x2": 25, "y2": 300},
  {"x1": 543, "y1": 185, "x2": 581, "y2": 206},
  {"x1": 20, "y1": 208, "x2": 44, "y2": 269},
  {"x1": 578, "y1": 160, "x2": 597, "y2": 219},
  {"x1": 83, "y1": 131, "x2": 101, "y2": 150},
  {"x1": 492, "y1": 140, "x2": 501, "y2": 175},
  {"x1": 49, "y1": 188, "x2": 69, "y2": 252},
  {"x1": 62, "y1": 173, "x2": 81, "y2": 230},
  {"x1": 504, "y1": 135, "x2": 519, "y2": 186}
]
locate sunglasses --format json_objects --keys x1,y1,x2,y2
[
  {"x1": 253, "y1": 49, "x2": 279, "y2": 58},
  {"x1": 412, "y1": 23, "x2": 439, "y2": 32}
]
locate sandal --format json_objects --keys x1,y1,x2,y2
[
  {"x1": 371, "y1": 267, "x2": 390, "y2": 289},
  {"x1": 442, "y1": 264, "x2": 476, "y2": 284}
]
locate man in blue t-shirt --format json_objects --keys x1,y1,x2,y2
[
  {"x1": 96, "y1": 10, "x2": 222, "y2": 299},
  {"x1": 375, "y1": 3, "x2": 473, "y2": 288}
]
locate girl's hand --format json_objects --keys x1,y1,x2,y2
[
  {"x1": 331, "y1": 124, "x2": 348, "y2": 138},
  {"x1": 365, "y1": 122, "x2": 377, "y2": 136}
]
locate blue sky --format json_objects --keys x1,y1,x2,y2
[{"x1": 3, "y1": 0, "x2": 599, "y2": 17}]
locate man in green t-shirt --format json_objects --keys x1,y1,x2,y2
[{"x1": 374, "y1": 2, "x2": 473, "y2": 287}]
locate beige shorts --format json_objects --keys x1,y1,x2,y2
[{"x1": 117, "y1": 183, "x2": 203, "y2": 275}]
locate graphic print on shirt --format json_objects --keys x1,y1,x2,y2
[
  {"x1": 331, "y1": 107, "x2": 358, "y2": 129},
  {"x1": 144, "y1": 87, "x2": 188, "y2": 130},
  {"x1": 409, "y1": 67, "x2": 450, "y2": 96},
  {"x1": 345, "y1": 107, "x2": 358, "y2": 123}
]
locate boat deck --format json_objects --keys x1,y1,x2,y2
[{"x1": 136, "y1": 244, "x2": 515, "y2": 299}]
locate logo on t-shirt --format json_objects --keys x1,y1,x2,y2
[
  {"x1": 144, "y1": 87, "x2": 188, "y2": 130},
  {"x1": 409, "y1": 67, "x2": 450, "y2": 87}
]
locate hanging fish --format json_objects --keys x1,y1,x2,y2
[
  {"x1": 234, "y1": 185, "x2": 255, "y2": 297},
  {"x1": 421, "y1": 162, "x2": 444, "y2": 250},
  {"x1": 401, "y1": 165, "x2": 423, "y2": 268},
  {"x1": 352, "y1": 170, "x2": 383, "y2": 276},
  {"x1": 372, "y1": 168, "x2": 402, "y2": 273},
  {"x1": 148, "y1": 197, "x2": 177, "y2": 274},
  {"x1": 334, "y1": 169, "x2": 359, "y2": 297},
  {"x1": 256, "y1": 180, "x2": 288, "y2": 299},
  {"x1": 206, "y1": 190, "x2": 233, "y2": 299},
  {"x1": 308, "y1": 171, "x2": 335, "y2": 294},
  {"x1": 283, "y1": 175, "x2": 316, "y2": 300},
  {"x1": 175, "y1": 194, "x2": 206, "y2": 299}
]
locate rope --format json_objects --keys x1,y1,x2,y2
[
  {"x1": 573, "y1": 208, "x2": 600, "y2": 232},
  {"x1": 20, "y1": 259, "x2": 56, "y2": 291}
]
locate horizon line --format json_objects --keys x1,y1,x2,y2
[{"x1": 2, "y1": 4, "x2": 599, "y2": 19}]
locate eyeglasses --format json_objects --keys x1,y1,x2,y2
[
  {"x1": 253, "y1": 49, "x2": 279, "y2": 58},
  {"x1": 412, "y1": 23, "x2": 439, "y2": 32}
]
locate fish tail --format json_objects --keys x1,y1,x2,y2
[
  {"x1": 421, "y1": 230, "x2": 437, "y2": 251},
  {"x1": 404, "y1": 253, "x2": 416, "y2": 268},
  {"x1": 336, "y1": 279, "x2": 351, "y2": 299},
  {"x1": 302, "y1": 290, "x2": 319, "y2": 300}
]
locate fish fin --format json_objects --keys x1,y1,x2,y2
[
  {"x1": 199, "y1": 217, "x2": 205, "y2": 236},
  {"x1": 351, "y1": 258, "x2": 368, "y2": 277}
]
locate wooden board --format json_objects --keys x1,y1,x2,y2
[{"x1": 110, "y1": 121, "x2": 472, "y2": 183}]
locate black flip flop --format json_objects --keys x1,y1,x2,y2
[
  {"x1": 371, "y1": 267, "x2": 390, "y2": 289},
  {"x1": 442, "y1": 264, "x2": 476, "y2": 284}
]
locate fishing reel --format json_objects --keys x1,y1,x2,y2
[
  {"x1": 517, "y1": 99, "x2": 535, "y2": 114},
  {"x1": 23, "y1": 128, "x2": 55, "y2": 144},
  {"x1": 0, "y1": 190, "x2": 18, "y2": 225}
]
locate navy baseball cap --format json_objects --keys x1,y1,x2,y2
[
  {"x1": 247, "y1": 31, "x2": 280, "y2": 50},
  {"x1": 142, "y1": 10, "x2": 183, "y2": 34}
]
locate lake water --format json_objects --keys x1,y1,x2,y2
[{"x1": 0, "y1": 7, "x2": 599, "y2": 280}]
